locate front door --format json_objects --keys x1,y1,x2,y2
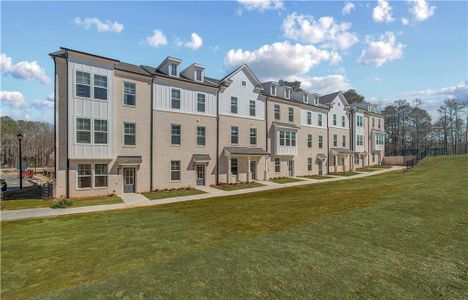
[
  {"x1": 123, "y1": 167, "x2": 136, "y2": 193},
  {"x1": 318, "y1": 160, "x2": 323, "y2": 175},
  {"x1": 250, "y1": 160, "x2": 257, "y2": 180},
  {"x1": 287, "y1": 160, "x2": 294, "y2": 177},
  {"x1": 196, "y1": 164, "x2": 205, "y2": 186}
]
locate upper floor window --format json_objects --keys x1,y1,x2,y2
[
  {"x1": 76, "y1": 71, "x2": 91, "y2": 98},
  {"x1": 378, "y1": 119, "x2": 382, "y2": 129},
  {"x1": 77, "y1": 164, "x2": 92, "y2": 188},
  {"x1": 76, "y1": 118, "x2": 91, "y2": 144},
  {"x1": 94, "y1": 75, "x2": 108, "y2": 100},
  {"x1": 280, "y1": 131, "x2": 296, "y2": 146},
  {"x1": 124, "y1": 82, "x2": 136, "y2": 106},
  {"x1": 171, "y1": 88, "x2": 181, "y2": 109},
  {"x1": 274, "y1": 104, "x2": 280, "y2": 120},
  {"x1": 197, "y1": 93, "x2": 205, "y2": 112},
  {"x1": 376, "y1": 133, "x2": 384, "y2": 145},
  {"x1": 372, "y1": 117, "x2": 375, "y2": 128},
  {"x1": 307, "y1": 111, "x2": 312, "y2": 125},
  {"x1": 123, "y1": 123, "x2": 136, "y2": 146},
  {"x1": 342, "y1": 135, "x2": 346, "y2": 147},
  {"x1": 288, "y1": 107, "x2": 294, "y2": 122},
  {"x1": 250, "y1": 128, "x2": 257, "y2": 145},
  {"x1": 284, "y1": 89, "x2": 291, "y2": 99},
  {"x1": 333, "y1": 134, "x2": 337, "y2": 147},
  {"x1": 303, "y1": 94, "x2": 308, "y2": 103},
  {"x1": 307, "y1": 134, "x2": 312, "y2": 148},
  {"x1": 196, "y1": 126, "x2": 205, "y2": 146},
  {"x1": 333, "y1": 114, "x2": 337, "y2": 126},
  {"x1": 271, "y1": 85, "x2": 276, "y2": 96},
  {"x1": 170, "y1": 63, "x2": 178, "y2": 76},
  {"x1": 249, "y1": 100, "x2": 256, "y2": 116},
  {"x1": 94, "y1": 119, "x2": 108, "y2": 144},
  {"x1": 318, "y1": 114, "x2": 323, "y2": 126},
  {"x1": 171, "y1": 124, "x2": 181, "y2": 145},
  {"x1": 242, "y1": 81, "x2": 246, "y2": 86},
  {"x1": 341, "y1": 116, "x2": 346, "y2": 127},
  {"x1": 231, "y1": 97, "x2": 238, "y2": 114},
  {"x1": 231, "y1": 126, "x2": 239, "y2": 144},
  {"x1": 195, "y1": 70, "x2": 202, "y2": 81},
  {"x1": 318, "y1": 135, "x2": 323, "y2": 148},
  {"x1": 357, "y1": 115, "x2": 363, "y2": 127}
]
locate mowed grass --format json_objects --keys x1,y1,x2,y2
[
  {"x1": 142, "y1": 188, "x2": 205, "y2": 200},
  {"x1": 329, "y1": 171, "x2": 360, "y2": 176},
  {"x1": 270, "y1": 177, "x2": 304, "y2": 184},
  {"x1": 1, "y1": 156, "x2": 467, "y2": 299},
  {"x1": 300, "y1": 175, "x2": 334, "y2": 179},
  {"x1": 212, "y1": 182, "x2": 264, "y2": 191},
  {"x1": 356, "y1": 167, "x2": 380, "y2": 172}
]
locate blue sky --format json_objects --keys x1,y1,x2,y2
[{"x1": 1, "y1": 0, "x2": 467, "y2": 122}]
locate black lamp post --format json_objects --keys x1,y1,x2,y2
[{"x1": 17, "y1": 133, "x2": 23, "y2": 190}]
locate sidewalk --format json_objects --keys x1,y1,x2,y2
[{"x1": 1, "y1": 166, "x2": 404, "y2": 222}]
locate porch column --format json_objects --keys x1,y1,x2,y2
[
  {"x1": 247, "y1": 157, "x2": 251, "y2": 183},
  {"x1": 227, "y1": 156, "x2": 231, "y2": 184},
  {"x1": 334, "y1": 155, "x2": 338, "y2": 173}
]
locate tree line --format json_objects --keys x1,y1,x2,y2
[{"x1": 0, "y1": 116, "x2": 54, "y2": 169}]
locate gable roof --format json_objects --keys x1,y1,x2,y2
[
  {"x1": 219, "y1": 64, "x2": 263, "y2": 89},
  {"x1": 318, "y1": 91, "x2": 341, "y2": 104}
]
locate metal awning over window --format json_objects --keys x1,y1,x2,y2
[
  {"x1": 191, "y1": 154, "x2": 211, "y2": 163},
  {"x1": 331, "y1": 148, "x2": 356, "y2": 156},
  {"x1": 316, "y1": 153, "x2": 327, "y2": 160},
  {"x1": 116, "y1": 156, "x2": 142, "y2": 165},
  {"x1": 224, "y1": 147, "x2": 269, "y2": 157},
  {"x1": 272, "y1": 121, "x2": 300, "y2": 130}
]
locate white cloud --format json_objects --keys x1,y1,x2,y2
[
  {"x1": 184, "y1": 33, "x2": 203, "y2": 50},
  {"x1": 342, "y1": 2, "x2": 355, "y2": 15},
  {"x1": 0, "y1": 91, "x2": 25, "y2": 108},
  {"x1": 291, "y1": 74, "x2": 352, "y2": 95},
  {"x1": 358, "y1": 32, "x2": 405, "y2": 67},
  {"x1": 373, "y1": 0, "x2": 394, "y2": 23},
  {"x1": 74, "y1": 17, "x2": 124, "y2": 33},
  {"x1": 0, "y1": 53, "x2": 50, "y2": 84},
  {"x1": 146, "y1": 30, "x2": 168, "y2": 48},
  {"x1": 402, "y1": 81, "x2": 468, "y2": 100},
  {"x1": 408, "y1": 0, "x2": 436, "y2": 21},
  {"x1": 238, "y1": 0, "x2": 283, "y2": 12},
  {"x1": 225, "y1": 41, "x2": 341, "y2": 79},
  {"x1": 282, "y1": 13, "x2": 358, "y2": 50},
  {"x1": 32, "y1": 93, "x2": 54, "y2": 109},
  {"x1": 401, "y1": 18, "x2": 410, "y2": 26}
]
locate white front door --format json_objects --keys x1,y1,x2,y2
[
  {"x1": 287, "y1": 160, "x2": 294, "y2": 177},
  {"x1": 250, "y1": 160, "x2": 257, "y2": 180},
  {"x1": 123, "y1": 167, "x2": 136, "y2": 193},
  {"x1": 196, "y1": 164, "x2": 205, "y2": 186}
]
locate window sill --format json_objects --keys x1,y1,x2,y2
[
  {"x1": 171, "y1": 144, "x2": 181, "y2": 147},
  {"x1": 170, "y1": 180, "x2": 181, "y2": 183},
  {"x1": 123, "y1": 145, "x2": 136, "y2": 148},
  {"x1": 94, "y1": 186, "x2": 108, "y2": 189},
  {"x1": 76, "y1": 187, "x2": 92, "y2": 191},
  {"x1": 123, "y1": 104, "x2": 136, "y2": 108}
]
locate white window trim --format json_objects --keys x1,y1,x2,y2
[
  {"x1": 122, "y1": 122, "x2": 136, "y2": 147},
  {"x1": 93, "y1": 119, "x2": 108, "y2": 145},
  {"x1": 75, "y1": 117, "x2": 92, "y2": 145},
  {"x1": 123, "y1": 81, "x2": 137, "y2": 107},
  {"x1": 170, "y1": 160, "x2": 181, "y2": 182},
  {"x1": 76, "y1": 163, "x2": 92, "y2": 190}
]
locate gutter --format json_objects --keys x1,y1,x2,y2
[
  {"x1": 265, "y1": 95, "x2": 269, "y2": 179},
  {"x1": 326, "y1": 110, "x2": 330, "y2": 174},
  {"x1": 215, "y1": 87, "x2": 220, "y2": 185},
  {"x1": 150, "y1": 75, "x2": 155, "y2": 191},
  {"x1": 52, "y1": 57, "x2": 57, "y2": 184},
  {"x1": 65, "y1": 50, "x2": 70, "y2": 199}
]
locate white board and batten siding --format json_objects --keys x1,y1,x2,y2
[
  {"x1": 153, "y1": 83, "x2": 217, "y2": 117},
  {"x1": 354, "y1": 112, "x2": 365, "y2": 152},
  {"x1": 68, "y1": 57, "x2": 114, "y2": 159},
  {"x1": 219, "y1": 70, "x2": 265, "y2": 120},
  {"x1": 328, "y1": 97, "x2": 349, "y2": 129}
]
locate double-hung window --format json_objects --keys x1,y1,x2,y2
[
  {"x1": 342, "y1": 135, "x2": 346, "y2": 147},
  {"x1": 274, "y1": 104, "x2": 280, "y2": 120},
  {"x1": 76, "y1": 71, "x2": 91, "y2": 98},
  {"x1": 333, "y1": 134, "x2": 337, "y2": 147},
  {"x1": 279, "y1": 131, "x2": 285, "y2": 146},
  {"x1": 372, "y1": 117, "x2": 375, "y2": 128},
  {"x1": 230, "y1": 126, "x2": 239, "y2": 144},
  {"x1": 170, "y1": 161, "x2": 181, "y2": 181},
  {"x1": 76, "y1": 118, "x2": 91, "y2": 143},
  {"x1": 288, "y1": 107, "x2": 294, "y2": 122},
  {"x1": 318, "y1": 114, "x2": 323, "y2": 126},
  {"x1": 333, "y1": 114, "x2": 337, "y2": 126},
  {"x1": 303, "y1": 94, "x2": 308, "y2": 103},
  {"x1": 197, "y1": 93, "x2": 205, "y2": 112},
  {"x1": 230, "y1": 158, "x2": 238, "y2": 175},
  {"x1": 342, "y1": 116, "x2": 346, "y2": 127},
  {"x1": 378, "y1": 119, "x2": 381, "y2": 129},
  {"x1": 318, "y1": 135, "x2": 323, "y2": 148},
  {"x1": 308, "y1": 158, "x2": 313, "y2": 171},
  {"x1": 250, "y1": 128, "x2": 257, "y2": 145},
  {"x1": 307, "y1": 134, "x2": 312, "y2": 148},
  {"x1": 171, "y1": 124, "x2": 181, "y2": 145},
  {"x1": 196, "y1": 126, "x2": 205, "y2": 146},
  {"x1": 195, "y1": 70, "x2": 202, "y2": 81},
  {"x1": 285, "y1": 89, "x2": 291, "y2": 99},
  {"x1": 231, "y1": 97, "x2": 238, "y2": 114},
  {"x1": 291, "y1": 132, "x2": 296, "y2": 146},
  {"x1": 77, "y1": 164, "x2": 92, "y2": 188},
  {"x1": 171, "y1": 89, "x2": 181, "y2": 109},
  {"x1": 123, "y1": 123, "x2": 136, "y2": 146},
  {"x1": 275, "y1": 158, "x2": 280, "y2": 173},
  {"x1": 271, "y1": 85, "x2": 276, "y2": 96},
  {"x1": 170, "y1": 63, "x2": 178, "y2": 76},
  {"x1": 94, "y1": 164, "x2": 108, "y2": 187},
  {"x1": 249, "y1": 100, "x2": 256, "y2": 116},
  {"x1": 124, "y1": 82, "x2": 136, "y2": 106},
  {"x1": 94, "y1": 120, "x2": 108, "y2": 144},
  {"x1": 94, "y1": 75, "x2": 107, "y2": 100},
  {"x1": 307, "y1": 111, "x2": 312, "y2": 125}
]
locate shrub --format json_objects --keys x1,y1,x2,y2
[{"x1": 50, "y1": 197, "x2": 72, "y2": 209}]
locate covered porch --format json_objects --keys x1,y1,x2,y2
[
  {"x1": 330, "y1": 148, "x2": 357, "y2": 173},
  {"x1": 223, "y1": 147, "x2": 269, "y2": 184}
]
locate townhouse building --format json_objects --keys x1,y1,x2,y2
[{"x1": 50, "y1": 47, "x2": 384, "y2": 198}]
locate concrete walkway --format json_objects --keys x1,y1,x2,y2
[{"x1": 1, "y1": 166, "x2": 404, "y2": 222}]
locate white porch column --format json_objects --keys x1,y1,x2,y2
[
  {"x1": 227, "y1": 156, "x2": 231, "y2": 184},
  {"x1": 247, "y1": 157, "x2": 251, "y2": 183}
]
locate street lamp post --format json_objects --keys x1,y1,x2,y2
[{"x1": 17, "y1": 133, "x2": 23, "y2": 190}]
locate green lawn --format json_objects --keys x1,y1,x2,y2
[
  {"x1": 370, "y1": 164, "x2": 393, "y2": 169},
  {"x1": 355, "y1": 167, "x2": 380, "y2": 172},
  {"x1": 1, "y1": 194, "x2": 123, "y2": 210},
  {"x1": 329, "y1": 171, "x2": 360, "y2": 176},
  {"x1": 212, "y1": 182, "x2": 264, "y2": 191},
  {"x1": 269, "y1": 177, "x2": 304, "y2": 184},
  {"x1": 1, "y1": 156, "x2": 467, "y2": 299},
  {"x1": 142, "y1": 188, "x2": 205, "y2": 200},
  {"x1": 300, "y1": 175, "x2": 334, "y2": 180}
]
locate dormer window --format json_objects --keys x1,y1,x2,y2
[
  {"x1": 303, "y1": 94, "x2": 308, "y2": 103},
  {"x1": 271, "y1": 85, "x2": 276, "y2": 96},
  {"x1": 242, "y1": 81, "x2": 246, "y2": 86},
  {"x1": 285, "y1": 89, "x2": 291, "y2": 99},
  {"x1": 170, "y1": 63, "x2": 178, "y2": 77},
  {"x1": 195, "y1": 69, "x2": 202, "y2": 81}
]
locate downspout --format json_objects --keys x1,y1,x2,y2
[
  {"x1": 368, "y1": 114, "x2": 371, "y2": 165},
  {"x1": 215, "y1": 87, "x2": 220, "y2": 185},
  {"x1": 65, "y1": 50, "x2": 70, "y2": 199},
  {"x1": 265, "y1": 95, "x2": 269, "y2": 179},
  {"x1": 150, "y1": 75, "x2": 155, "y2": 191},
  {"x1": 327, "y1": 108, "x2": 330, "y2": 174},
  {"x1": 53, "y1": 57, "x2": 57, "y2": 183}
]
